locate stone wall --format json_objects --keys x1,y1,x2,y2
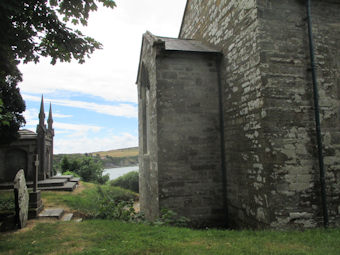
[
  {"x1": 137, "y1": 33, "x2": 160, "y2": 220},
  {"x1": 180, "y1": 0, "x2": 340, "y2": 228},
  {"x1": 0, "y1": 140, "x2": 36, "y2": 182},
  {"x1": 156, "y1": 51, "x2": 225, "y2": 226},
  {"x1": 314, "y1": 0, "x2": 340, "y2": 227},
  {"x1": 180, "y1": 0, "x2": 265, "y2": 228},
  {"x1": 258, "y1": 0, "x2": 340, "y2": 228}
]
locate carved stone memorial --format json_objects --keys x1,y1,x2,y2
[
  {"x1": 13, "y1": 169, "x2": 29, "y2": 228},
  {"x1": 28, "y1": 155, "x2": 44, "y2": 219}
]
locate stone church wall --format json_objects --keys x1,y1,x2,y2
[
  {"x1": 258, "y1": 0, "x2": 340, "y2": 228},
  {"x1": 138, "y1": 34, "x2": 160, "y2": 220},
  {"x1": 180, "y1": 0, "x2": 265, "y2": 228},
  {"x1": 156, "y1": 52, "x2": 225, "y2": 225},
  {"x1": 138, "y1": 32, "x2": 226, "y2": 225},
  {"x1": 180, "y1": 0, "x2": 340, "y2": 228}
]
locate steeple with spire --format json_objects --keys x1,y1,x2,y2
[
  {"x1": 47, "y1": 102, "x2": 53, "y2": 131},
  {"x1": 47, "y1": 102, "x2": 54, "y2": 179},
  {"x1": 38, "y1": 95, "x2": 46, "y2": 128},
  {"x1": 36, "y1": 95, "x2": 47, "y2": 180}
]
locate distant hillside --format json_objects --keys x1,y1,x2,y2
[
  {"x1": 93, "y1": 147, "x2": 139, "y2": 158},
  {"x1": 92, "y1": 147, "x2": 138, "y2": 168},
  {"x1": 54, "y1": 147, "x2": 139, "y2": 169}
]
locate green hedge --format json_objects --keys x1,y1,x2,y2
[{"x1": 110, "y1": 171, "x2": 139, "y2": 193}]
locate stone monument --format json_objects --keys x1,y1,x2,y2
[
  {"x1": 28, "y1": 154, "x2": 44, "y2": 218},
  {"x1": 0, "y1": 96, "x2": 54, "y2": 183},
  {"x1": 13, "y1": 169, "x2": 29, "y2": 229}
]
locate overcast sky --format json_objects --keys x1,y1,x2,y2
[{"x1": 19, "y1": 0, "x2": 187, "y2": 154}]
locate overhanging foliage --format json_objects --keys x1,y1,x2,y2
[{"x1": 0, "y1": 0, "x2": 115, "y2": 144}]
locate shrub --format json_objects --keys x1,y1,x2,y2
[
  {"x1": 98, "y1": 185, "x2": 138, "y2": 202},
  {"x1": 95, "y1": 186, "x2": 142, "y2": 221},
  {"x1": 59, "y1": 155, "x2": 108, "y2": 184},
  {"x1": 110, "y1": 171, "x2": 139, "y2": 193},
  {"x1": 154, "y1": 208, "x2": 190, "y2": 227},
  {"x1": 52, "y1": 183, "x2": 139, "y2": 219},
  {"x1": 97, "y1": 173, "x2": 110, "y2": 185},
  {"x1": 0, "y1": 191, "x2": 15, "y2": 213},
  {"x1": 62, "y1": 171, "x2": 80, "y2": 177},
  {"x1": 77, "y1": 157, "x2": 103, "y2": 183}
]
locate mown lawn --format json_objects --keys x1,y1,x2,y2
[
  {"x1": 1, "y1": 182, "x2": 339, "y2": 255},
  {"x1": 0, "y1": 220, "x2": 339, "y2": 255}
]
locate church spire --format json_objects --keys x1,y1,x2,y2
[
  {"x1": 39, "y1": 95, "x2": 45, "y2": 126},
  {"x1": 47, "y1": 102, "x2": 53, "y2": 130}
]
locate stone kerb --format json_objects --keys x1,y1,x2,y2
[{"x1": 13, "y1": 169, "x2": 29, "y2": 228}]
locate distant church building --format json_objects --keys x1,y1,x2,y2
[
  {"x1": 137, "y1": 0, "x2": 340, "y2": 228},
  {"x1": 0, "y1": 96, "x2": 54, "y2": 183}
]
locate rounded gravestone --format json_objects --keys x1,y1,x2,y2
[{"x1": 13, "y1": 169, "x2": 29, "y2": 228}]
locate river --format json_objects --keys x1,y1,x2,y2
[{"x1": 103, "y1": 165, "x2": 139, "y2": 180}]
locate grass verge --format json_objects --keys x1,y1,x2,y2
[{"x1": 0, "y1": 220, "x2": 339, "y2": 255}]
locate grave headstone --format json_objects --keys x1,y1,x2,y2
[{"x1": 13, "y1": 169, "x2": 29, "y2": 228}]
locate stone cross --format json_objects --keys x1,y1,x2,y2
[
  {"x1": 13, "y1": 169, "x2": 29, "y2": 229},
  {"x1": 34, "y1": 154, "x2": 39, "y2": 192}
]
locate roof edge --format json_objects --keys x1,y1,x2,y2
[
  {"x1": 135, "y1": 34, "x2": 145, "y2": 85},
  {"x1": 136, "y1": 31, "x2": 163, "y2": 85},
  {"x1": 178, "y1": 0, "x2": 189, "y2": 38}
]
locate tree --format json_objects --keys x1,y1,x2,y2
[
  {"x1": 60, "y1": 155, "x2": 108, "y2": 184},
  {"x1": 78, "y1": 156, "x2": 107, "y2": 184},
  {"x1": 60, "y1": 156, "x2": 71, "y2": 172},
  {"x1": 0, "y1": 0, "x2": 116, "y2": 143},
  {"x1": 0, "y1": 87, "x2": 26, "y2": 143}
]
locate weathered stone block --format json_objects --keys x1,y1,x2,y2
[{"x1": 13, "y1": 169, "x2": 29, "y2": 229}]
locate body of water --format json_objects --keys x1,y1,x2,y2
[{"x1": 103, "y1": 166, "x2": 139, "y2": 180}]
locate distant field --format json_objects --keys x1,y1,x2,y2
[
  {"x1": 53, "y1": 147, "x2": 139, "y2": 169},
  {"x1": 93, "y1": 147, "x2": 138, "y2": 158}
]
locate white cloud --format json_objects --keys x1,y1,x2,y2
[
  {"x1": 23, "y1": 107, "x2": 72, "y2": 125},
  {"x1": 53, "y1": 113, "x2": 72, "y2": 118},
  {"x1": 23, "y1": 108, "x2": 39, "y2": 126},
  {"x1": 16, "y1": 0, "x2": 186, "y2": 153},
  {"x1": 18, "y1": 0, "x2": 186, "y2": 104},
  {"x1": 23, "y1": 94, "x2": 137, "y2": 118},
  {"x1": 54, "y1": 132, "x2": 138, "y2": 154},
  {"x1": 54, "y1": 122, "x2": 102, "y2": 133},
  {"x1": 19, "y1": 60, "x2": 139, "y2": 103}
]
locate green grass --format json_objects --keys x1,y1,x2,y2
[
  {"x1": 1, "y1": 183, "x2": 339, "y2": 254},
  {"x1": 0, "y1": 190, "x2": 15, "y2": 214},
  {"x1": 62, "y1": 171, "x2": 81, "y2": 178},
  {"x1": 0, "y1": 220, "x2": 339, "y2": 255}
]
